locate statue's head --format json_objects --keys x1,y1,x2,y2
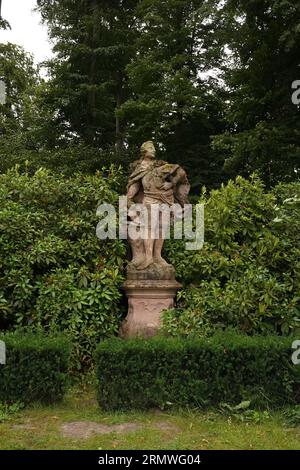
[{"x1": 140, "y1": 141, "x2": 156, "y2": 160}]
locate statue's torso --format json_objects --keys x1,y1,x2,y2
[{"x1": 141, "y1": 166, "x2": 175, "y2": 206}]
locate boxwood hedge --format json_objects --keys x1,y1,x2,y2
[
  {"x1": 96, "y1": 333, "x2": 300, "y2": 410},
  {"x1": 0, "y1": 332, "x2": 71, "y2": 404}
]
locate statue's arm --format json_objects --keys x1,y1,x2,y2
[
  {"x1": 160, "y1": 167, "x2": 187, "y2": 191},
  {"x1": 127, "y1": 182, "x2": 141, "y2": 206},
  {"x1": 171, "y1": 167, "x2": 190, "y2": 206},
  {"x1": 170, "y1": 167, "x2": 187, "y2": 186}
]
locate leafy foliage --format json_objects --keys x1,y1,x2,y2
[
  {"x1": 119, "y1": 0, "x2": 226, "y2": 189},
  {"x1": 163, "y1": 176, "x2": 300, "y2": 336},
  {"x1": 283, "y1": 405, "x2": 300, "y2": 427},
  {"x1": 0, "y1": 402, "x2": 23, "y2": 423},
  {"x1": 212, "y1": 0, "x2": 300, "y2": 186},
  {"x1": 0, "y1": 43, "x2": 40, "y2": 135},
  {"x1": 96, "y1": 333, "x2": 300, "y2": 410},
  {"x1": 1, "y1": 1, "x2": 299, "y2": 188},
  {"x1": 35, "y1": 0, "x2": 226, "y2": 188},
  {"x1": 218, "y1": 401, "x2": 270, "y2": 424},
  {"x1": 0, "y1": 166, "x2": 126, "y2": 369},
  {"x1": 36, "y1": 0, "x2": 139, "y2": 150},
  {"x1": 0, "y1": 141, "x2": 133, "y2": 178},
  {"x1": 0, "y1": 332, "x2": 71, "y2": 404}
]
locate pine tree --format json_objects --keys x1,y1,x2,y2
[
  {"x1": 37, "y1": 0, "x2": 226, "y2": 187},
  {"x1": 37, "y1": 0, "x2": 139, "y2": 150},
  {"x1": 212, "y1": 0, "x2": 300, "y2": 186},
  {"x1": 0, "y1": 43, "x2": 39, "y2": 136},
  {"x1": 119, "y1": 0, "x2": 226, "y2": 188}
]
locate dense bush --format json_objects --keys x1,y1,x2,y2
[
  {"x1": 0, "y1": 140, "x2": 133, "y2": 180},
  {"x1": 96, "y1": 333, "x2": 300, "y2": 411},
  {"x1": 163, "y1": 176, "x2": 300, "y2": 337},
  {"x1": 0, "y1": 166, "x2": 126, "y2": 370},
  {"x1": 1, "y1": 168, "x2": 299, "y2": 370},
  {"x1": 0, "y1": 332, "x2": 71, "y2": 404}
]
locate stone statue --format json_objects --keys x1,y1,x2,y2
[
  {"x1": 126, "y1": 141, "x2": 190, "y2": 272},
  {"x1": 120, "y1": 141, "x2": 190, "y2": 338}
]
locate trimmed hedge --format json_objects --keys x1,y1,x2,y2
[
  {"x1": 96, "y1": 333, "x2": 300, "y2": 410},
  {"x1": 0, "y1": 332, "x2": 71, "y2": 404}
]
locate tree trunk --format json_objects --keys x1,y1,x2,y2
[
  {"x1": 115, "y1": 72, "x2": 124, "y2": 154},
  {"x1": 87, "y1": 0, "x2": 98, "y2": 144}
]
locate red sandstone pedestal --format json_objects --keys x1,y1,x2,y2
[{"x1": 120, "y1": 279, "x2": 182, "y2": 338}]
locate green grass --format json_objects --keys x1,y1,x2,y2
[{"x1": 0, "y1": 387, "x2": 300, "y2": 450}]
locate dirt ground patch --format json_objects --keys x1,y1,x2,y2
[
  {"x1": 61, "y1": 420, "x2": 180, "y2": 440},
  {"x1": 61, "y1": 421, "x2": 142, "y2": 439},
  {"x1": 155, "y1": 422, "x2": 180, "y2": 433},
  {"x1": 13, "y1": 424, "x2": 38, "y2": 431}
]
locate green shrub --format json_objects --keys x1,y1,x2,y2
[
  {"x1": 96, "y1": 333, "x2": 300, "y2": 411},
  {"x1": 0, "y1": 402, "x2": 23, "y2": 423},
  {"x1": 0, "y1": 140, "x2": 134, "y2": 180},
  {"x1": 0, "y1": 166, "x2": 126, "y2": 370},
  {"x1": 1, "y1": 169, "x2": 299, "y2": 369},
  {"x1": 0, "y1": 332, "x2": 71, "y2": 404},
  {"x1": 163, "y1": 176, "x2": 300, "y2": 336}
]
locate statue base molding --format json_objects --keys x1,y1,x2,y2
[
  {"x1": 126, "y1": 261, "x2": 176, "y2": 281},
  {"x1": 119, "y1": 279, "x2": 182, "y2": 339}
]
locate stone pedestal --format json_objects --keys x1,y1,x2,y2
[{"x1": 120, "y1": 278, "x2": 181, "y2": 338}]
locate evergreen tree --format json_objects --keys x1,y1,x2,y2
[
  {"x1": 0, "y1": 43, "x2": 39, "y2": 136},
  {"x1": 212, "y1": 0, "x2": 300, "y2": 186},
  {"x1": 37, "y1": 0, "x2": 139, "y2": 150},
  {"x1": 37, "y1": 0, "x2": 226, "y2": 188},
  {"x1": 120, "y1": 0, "x2": 225, "y2": 188}
]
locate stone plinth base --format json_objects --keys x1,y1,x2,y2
[
  {"x1": 120, "y1": 280, "x2": 182, "y2": 338},
  {"x1": 126, "y1": 262, "x2": 176, "y2": 281}
]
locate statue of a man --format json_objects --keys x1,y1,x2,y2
[{"x1": 127, "y1": 141, "x2": 190, "y2": 270}]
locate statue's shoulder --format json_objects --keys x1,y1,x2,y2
[
  {"x1": 129, "y1": 159, "x2": 142, "y2": 172},
  {"x1": 154, "y1": 160, "x2": 168, "y2": 167}
]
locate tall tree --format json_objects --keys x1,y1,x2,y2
[
  {"x1": 119, "y1": 0, "x2": 226, "y2": 188},
  {"x1": 37, "y1": 0, "x2": 139, "y2": 150},
  {"x1": 37, "y1": 0, "x2": 227, "y2": 188},
  {"x1": 212, "y1": 0, "x2": 300, "y2": 186},
  {"x1": 0, "y1": 43, "x2": 39, "y2": 136},
  {"x1": 0, "y1": 0, "x2": 10, "y2": 30}
]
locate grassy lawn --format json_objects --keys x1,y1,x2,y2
[{"x1": 0, "y1": 387, "x2": 300, "y2": 450}]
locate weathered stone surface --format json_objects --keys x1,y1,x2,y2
[
  {"x1": 120, "y1": 280, "x2": 181, "y2": 338},
  {"x1": 126, "y1": 141, "x2": 190, "y2": 271},
  {"x1": 126, "y1": 261, "x2": 176, "y2": 281},
  {"x1": 120, "y1": 141, "x2": 189, "y2": 339}
]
